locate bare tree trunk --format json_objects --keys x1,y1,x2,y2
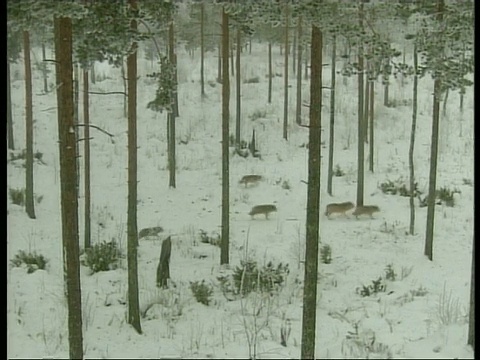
[
  {"x1": 356, "y1": 2, "x2": 365, "y2": 207},
  {"x1": 268, "y1": 41, "x2": 272, "y2": 104},
  {"x1": 230, "y1": 42, "x2": 234, "y2": 76},
  {"x1": 295, "y1": 16, "x2": 303, "y2": 126},
  {"x1": 42, "y1": 42, "x2": 48, "y2": 93},
  {"x1": 121, "y1": 59, "x2": 127, "y2": 118},
  {"x1": 304, "y1": 47, "x2": 308, "y2": 80},
  {"x1": 235, "y1": 28, "x2": 241, "y2": 149},
  {"x1": 83, "y1": 69, "x2": 91, "y2": 249},
  {"x1": 220, "y1": 8, "x2": 230, "y2": 265},
  {"x1": 468, "y1": 236, "x2": 474, "y2": 350},
  {"x1": 54, "y1": 16, "x2": 83, "y2": 360},
  {"x1": 127, "y1": 0, "x2": 142, "y2": 334},
  {"x1": 408, "y1": 44, "x2": 418, "y2": 235},
  {"x1": 74, "y1": 64, "x2": 80, "y2": 196},
  {"x1": 424, "y1": 0, "x2": 444, "y2": 262},
  {"x1": 363, "y1": 60, "x2": 369, "y2": 144},
  {"x1": 156, "y1": 236, "x2": 172, "y2": 288},
  {"x1": 292, "y1": 26, "x2": 296, "y2": 75},
  {"x1": 90, "y1": 62, "x2": 95, "y2": 84},
  {"x1": 301, "y1": 25, "x2": 322, "y2": 360},
  {"x1": 217, "y1": 30, "x2": 222, "y2": 83},
  {"x1": 168, "y1": 20, "x2": 176, "y2": 188},
  {"x1": 200, "y1": 1, "x2": 205, "y2": 98},
  {"x1": 23, "y1": 30, "x2": 36, "y2": 219},
  {"x1": 283, "y1": 1, "x2": 289, "y2": 140},
  {"x1": 368, "y1": 78, "x2": 374, "y2": 172},
  {"x1": 384, "y1": 82, "x2": 389, "y2": 107},
  {"x1": 7, "y1": 61, "x2": 15, "y2": 150},
  {"x1": 327, "y1": 33, "x2": 336, "y2": 196}
]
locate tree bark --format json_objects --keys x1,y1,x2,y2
[
  {"x1": 230, "y1": 41, "x2": 234, "y2": 76},
  {"x1": 295, "y1": 16, "x2": 303, "y2": 126},
  {"x1": 408, "y1": 44, "x2": 418, "y2": 235},
  {"x1": 383, "y1": 82, "x2": 389, "y2": 107},
  {"x1": 327, "y1": 34, "x2": 336, "y2": 196},
  {"x1": 235, "y1": 28, "x2": 241, "y2": 149},
  {"x1": 23, "y1": 30, "x2": 36, "y2": 219},
  {"x1": 156, "y1": 236, "x2": 172, "y2": 288},
  {"x1": 217, "y1": 25, "x2": 222, "y2": 83},
  {"x1": 83, "y1": 69, "x2": 91, "y2": 249},
  {"x1": 363, "y1": 60, "x2": 369, "y2": 144},
  {"x1": 283, "y1": 1, "x2": 289, "y2": 140},
  {"x1": 301, "y1": 25, "x2": 322, "y2": 360},
  {"x1": 368, "y1": 77, "x2": 375, "y2": 172},
  {"x1": 424, "y1": 0, "x2": 444, "y2": 261},
  {"x1": 7, "y1": 61, "x2": 15, "y2": 150},
  {"x1": 127, "y1": 0, "x2": 142, "y2": 334},
  {"x1": 292, "y1": 25, "x2": 296, "y2": 75},
  {"x1": 74, "y1": 64, "x2": 80, "y2": 196},
  {"x1": 54, "y1": 16, "x2": 83, "y2": 360},
  {"x1": 356, "y1": 2, "x2": 365, "y2": 207},
  {"x1": 268, "y1": 41, "x2": 272, "y2": 104},
  {"x1": 168, "y1": 20, "x2": 176, "y2": 188},
  {"x1": 42, "y1": 42, "x2": 48, "y2": 93},
  {"x1": 220, "y1": 8, "x2": 230, "y2": 265},
  {"x1": 200, "y1": 1, "x2": 205, "y2": 98}
]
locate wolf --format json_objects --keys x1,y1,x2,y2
[
  {"x1": 249, "y1": 204, "x2": 277, "y2": 219},
  {"x1": 325, "y1": 201, "x2": 355, "y2": 218},
  {"x1": 352, "y1": 205, "x2": 380, "y2": 219},
  {"x1": 239, "y1": 175, "x2": 262, "y2": 188}
]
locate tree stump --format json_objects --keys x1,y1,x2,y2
[{"x1": 156, "y1": 236, "x2": 171, "y2": 288}]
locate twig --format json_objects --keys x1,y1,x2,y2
[
  {"x1": 75, "y1": 123, "x2": 115, "y2": 142},
  {"x1": 88, "y1": 91, "x2": 126, "y2": 96}
]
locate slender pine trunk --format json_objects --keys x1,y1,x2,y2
[
  {"x1": 268, "y1": 41, "x2": 272, "y2": 103},
  {"x1": 408, "y1": 44, "x2": 418, "y2": 235},
  {"x1": 168, "y1": 20, "x2": 176, "y2": 188},
  {"x1": 7, "y1": 61, "x2": 15, "y2": 150},
  {"x1": 295, "y1": 16, "x2": 303, "y2": 126},
  {"x1": 83, "y1": 69, "x2": 91, "y2": 249},
  {"x1": 327, "y1": 34, "x2": 336, "y2": 196},
  {"x1": 283, "y1": 1, "x2": 289, "y2": 140},
  {"x1": 368, "y1": 78, "x2": 374, "y2": 172},
  {"x1": 363, "y1": 60, "x2": 369, "y2": 144},
  {"x1": 42, "y1": 43, "x2": 48, "y2": 93},
  {"x1": 468, "y1": 236, "x2": 474, "y2": 349},
  {"x1": 200, "y1": 1, "x2": 205, "y2": 98},
  {"x1": 356, "y1": 2, "x2": 365, "y2": 207},
  {"x1": 235, "y1": 28, "x2": 241, "y2": 149}
]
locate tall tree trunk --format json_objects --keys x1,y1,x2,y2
[
  {"x1": 327, "y1": 33, "x2": 336, "y2": 196},
  {"x1": 283, "y1": 1, "x2": 289, "y2": 140},
  {"x1": 301, "y1": 25, "x2": 322, "y2": 360},
  {"x1": 54, "y1": 16, "x2": 83, "y2": 360},
  {"x1": 200, "y1": 1, "x2": 205, "y2": 98},
  {"x1": 168, "y1": 20, "x2": 177, "y2": 188},
  {"x1": 383, "y1": 81, "x2": 389, "y2": 107},
  {"x1": 90, "y1": 62, "x2": 95, "y2": 84},
  {"x1": 23, "y1": 30, "x2": 36, "y2": 219},
  {"x1": 363, "y1": 60, "x2": 369, "y2": 144},
  {"x1": 468, "y1": 236, "x2": 474, "y2": 350},
  {"x1": 408, "y1": 44, "x2": 418, "y2": 235},
  {"x1": 217, "y1": 30, "x2": 222, "y2": 83},
  {"x1": 356, "y1": 2, "x2": 365, "y2": 207},
  {"x1": 230, "y1": 42, "x2": 234, "y2": 76},
  {"x1": 121, "y1": 59, "x2": 127, "y2": 118},
  {"x1": 42, "y1": 42, "x2": 48, "y2": 93},
  {"x1": 368, "y1": 77, "x2": 375, "y2": 172},
  {"x1": 304, "y1": 47, "x2": 308, "y2": 80},
  {"x1": 83, "y1": 69, "x2": 91, "y2": 249},
  {"x1": 74, "y1": 64, "x2": 80, "y2": 196},
  {"x1": 295, "y1": 16, "x2": 303, "y2": 126},
  {"x1": 235, "y1": 28, "x2": 241, "y2": 149},
  {"x1": 7, "y1": 61, "x2": 15, "y2": 150},
  {"x1": 127, "y1": 0, "x2": 142, "y2": 334},
  {"x1": 292, "y1": 26, "x2": 296, "y2": 75},
  {"x1": 424, "y1": 0, "x2": 444, "y2": 262},
  {"x1": 268, "y1": 41, "x2": 272, "y2": 104},
  {"x1": 220, "y1": 8, "x2": 230, "y2": 265}
]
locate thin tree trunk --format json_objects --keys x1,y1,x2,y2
[
  {"x1": 235, "y1": 28, "x2": 241, "y2": 149},
  {"x1": 168, "y1": 20, "x2": 176, "y2": 188},
  {"x1": 384, "y1": 82, "x2": 389, "y2": 107},
  {"x1": 230, "y1": 42, "x2": 234, "y2": 76},
  {"x1": 121, "y1": 59, "x2": 127, "y2": 118},
  {"x1": 7, "y1": 61, "x2": 15, "y2": 150},
  {"x1": 468, "y1": 236, "x2": 474, "y2": 349},
  {"x1": 292, "y1": 26, "x2": 296, "y2": 75},
  {"x1": 327, "y1": 33, "x2": 336, "y2": 196},
  {"x1": 424, "y1": 0, "x2": 444, "y2": 262},
  {"x1": 368, "y1": 78, "x2": 374, "y2": 172},
  {"x1": 408, "y1": 44, "x2": 418, "y2": 235},
  {"x1": 54, "y1": 16, "x2": 83, "y2": 359},
  {"x1": 42, "y1": 43, "x2": 48, "y2": 93},
  {"x1": 301, "y1": 25, "x2": 322, "y2": 360},
  {"x1": 23, "y1": 30, "x2": 36, "y2": 219},
  {"x1": 249, "y1": 36, "x2": 252, "y2": 54},
  {"x1": 220, "y1": 8, "x2": 230, "y2": 265},
  {"x1": 127, "y1": 0, "x2": 142, "y2": 334},
  {"x1": 200, "y1": 1, "x2": 205, "y2": 98},
  {"x1": 356, "y1": 2, "x2": 365, "y2": 208},
  {"x1": 83, "y1": 69, "x2": 91, "y2": 249},
  {"x1": 268, "y1": 41, "x2": 272, "y2": 103},
  {"x1": 74, "y1": 64, "x2": 80, "y2": 196},
  {"x1": 283, "y1": 1, "x2": 289, "y2": 140},
  {"x1": 90, "y1": 62, "x2": 95, "y2": 84},
  {"x1": 363, "y1": 60, "x2": 369, "y2": 144},
  {"x1": 217, "y1": 32, "x2": 222, "y2": 83},
  {"x1": 304, "y1": 47, "x2": 308, "y2": 79},
  {"x1": 295, "y1": 16, "x2": 303, "y2": 126}
]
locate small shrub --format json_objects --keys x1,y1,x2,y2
[
  {"x1": 199, "y1": 229, "x2": 220, "y2": 246},
  {"x1": 462, "y1": 178, "x2": 473, "y2": 186},
  {"x1": 357, "y1": 277, "x2": 386, "y2": 297},
  {"x1": 83, "y1": 241, "x2": 120, "y2": 273},
  {"x1": 11, "y1": 250, "x2": 48, "y2": 274},
  {"x1": 281, "y1": 180, "x2": 291, "y2": 190},
  {"x1": 219, "y1": 259, "x2": 289, "y2": 297},
  {"x1": 384, "y1": 264, "x2": 396, "y2": 281},
  {"x1": 190, "y1": 280, "x2": 214, "y2": 306},
  {"x1": 410, "y1": 285, "x2": 428, "y2": 297},
  {"x1": 436, "y1": 186, "x2": 460, "y2": 207},
  {"x1": 333, "y1": 165, "x2": 345, "y2": 177},
  {"x1": 379, "y1": 178, "x2": 421, "y2": 197},
  {"x1": 243, "y1": 76, "x2": 260, "y2": 84},
  {"x1": 320, "y1": 244, "x2": 332, "y2": 264},
  {"x1": 249, "y1": 109, "x2": 267, "y2": 121},
  {"x1": 9, "y1": 188, "x2": 25, "y2": 206}
]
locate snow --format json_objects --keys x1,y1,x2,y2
[{"x1": 7, "y1": 42, "x2": 474, "y2": 359}]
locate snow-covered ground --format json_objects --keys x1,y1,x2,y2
[{"x1": 7, "y1": 41, "x2": 474, "y2": 359}]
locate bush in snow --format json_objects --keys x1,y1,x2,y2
[
  {"x1": 356, "y1": 277, "x2": 387, "y2": 297},
  {"x1": 190, "y1": 280, "x2": 214, "y2": 305},
  {"x1": 10, "y1": 250, "x2": 48, "y2": 274},
  {"x1": 9, "y1": 188, "x2": 25, "y2": 206},
  {"x1": 83, "y1": 240, "x2": 120, "y2": 273},
  {"x1": 320, "y1": 244, "x2": 332, "y2": 264}
]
